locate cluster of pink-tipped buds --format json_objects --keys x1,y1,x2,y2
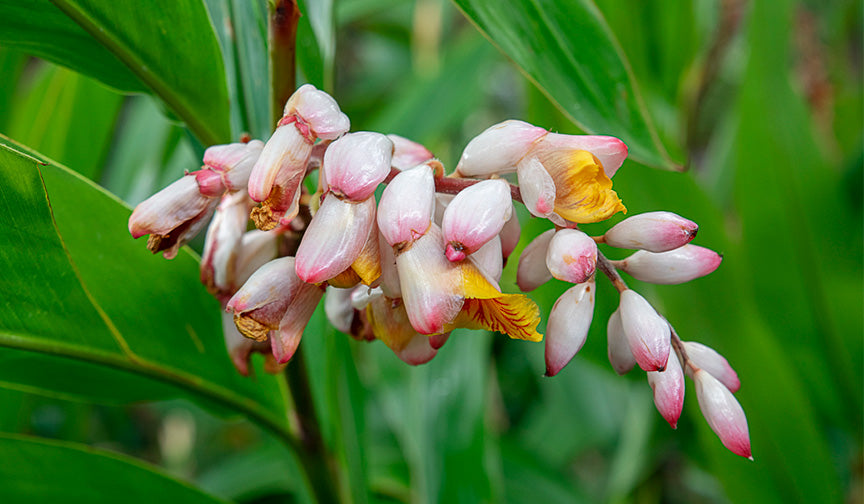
[{"x1": 128, "y1": 83, "x2": 749, "y2": 460}]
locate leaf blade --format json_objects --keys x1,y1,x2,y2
[
  {"x1": 451, "y1": 0, "x2": 679, "y2": 170},
  {"x1": 0, "y1": 137, "x2": 291, "y2": 439}
]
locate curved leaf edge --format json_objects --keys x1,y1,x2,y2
[
  {"x1": 0, "y1": 432, "x2": 231, "y2": 503},
  {"x1": 0, "y1": 138, "x2": 295, "y2": 449},
  {"x1": 48, "y1": 0, "x2": 230, "y2": 145},
  {"x1": 450, "y1": 0, "x2": 684, "y2": 172}
]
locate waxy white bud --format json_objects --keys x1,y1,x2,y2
[
  {"x1": 607, "y1": 309, "x2": 636, "y2": 375},
  {"x1": 499, "y1": 204, "x2": 521, "y2": 260},
  {"x1": 603, "y1": 211, "x2": 697, "y2": 252},
  {"x1": 647, "y1": 352, "x2": 685, "y2": 428},
  {"x1": 323, "y1": 132, "x2": 393, "y2": 201},
  {"x1": 203, "y1": 140, "x2": 264, "y2": 192},
  {"x1": 615, "y1": 245, "x2": 722, "y2": 284},
  {"x1": 516, "y1": 229, "x2": 554, "y2": 291},
  {"x1": 618, "y1": 289, "x2": 671, "y2": 372},
  {"x1": 693, "y1": 369, "x2": 752, "y2": 459},
  {"x1": 546, "y1": 229, "x2": 597, "y2": 284},
  {"x1": 388, "y1": 134, "x2": 434, "y2": 170},
  {"x1": 324, "y1": 286, "x2": 355, "y2": 334},
  {"x1": 517, "y1": 156, "x2": 557, "y2": 218},
  {"x1": 377, "y1": 163, "x2": 435, "y2": 247},
  {"x1": 545, "y1": 280, "x2": 595, "y2": 376},
  {"x1": 684, "y1": 341, "x2": 740, "y2": 392},
  {"x1": 442, "y1": 179, "x2": 512, "y2": 261},
  {"x1": 456, "y1": 120, "x2": 547, "y2": 177},
  {"x1": 286, "y1": 84, "x2": 350, "y2": 140},
  {"x1": 295, "y1": 195, "x2": 376, "y2": 284}
]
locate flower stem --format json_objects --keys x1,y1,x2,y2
[
  {"x1": 285, "y1": 347, "x2": 342, "y2": 504},
  {"x1": 269, "y1": 0, "x2": 300, "y2": 126},
  {"x1": 596, "y1": 251, "x2": 628, "y2": 293}
]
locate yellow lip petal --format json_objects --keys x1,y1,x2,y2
[
  {"x1": 449, "y1": 261, "x2": 543, "y2": 342},
  {"x1": 542, "y1": 149, "x2": 626, "y2": 223}
]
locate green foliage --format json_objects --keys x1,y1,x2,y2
[
  {"x1": 0, "y1": 0, "x2": 860, "y2": 502},
  {"x1": 0, "y1": 433, "x2": 229, "y2": 503}
]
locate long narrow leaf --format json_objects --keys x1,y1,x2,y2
[{"x1": 451, "y1": 0, "x2": 679, "y2": 170}]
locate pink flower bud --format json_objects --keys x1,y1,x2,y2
[
  {"x1": 516, "y1": 229, "x2": 554, "y2": 291},
  {"x1": 247, "y1": 123, "x2": 311, "y2": 227},
  {"x1": 455, "y1": 120, "x2": 548, "y2": 177},
  {"x1": 471, "y1": 237, "x2": 503, "y2": 283},
  {"x1": 517, "y1": 156, "x2": 556, "y2": 218},
  {"x1": 203, "y1": 140, "x2": 264, "y2": 191},
  {"x1": 499, "y1": 204, "x2": 521, "y2": 260},
  {"x1": 285, "y1": 84, "x2": 350, "y2": 140},
  {"x1": 684, "y1": 341, "x2": 740, "y2": 392},
  {"x1": 323, "y1": 132, "x2": 393, "y2": 201},
  {"x1": 226, "y1": 256, "x2": 323, "y2": 364},
  {"x1": 248, "y1": 119, "x2": 312, "y2": 204},
  {"x1": 195, "y1": 169, "x2": 227, "y2": 197},
  {"x1": 693, "y1": 368, "x2": 752, "y2": 459},
  {"x1": 234, "y1": 230, "x2": 279, "y2": 288},
  {"x1": 546, "y1": 229, "x2": 597, "y2": 284},
  {"x1": 607, "y1": 309, "x2": 636, "y2": 375},
  {"x1": 324, "y1": 286, "x2": 355, "y2": 334},
  {"x1": 377, "y1": 163, "x2": 435, "y2": 247},
  {"x1": 545, "y1": 280, "x2": 595, "y2": 376},
  {"x1": 540, "y1": 132, "x2": 628, "y2": 178},
  {"x1": 603, "y1": 211, "x2": 697, "y2": 252},
  {"x1": 618, "y1": 289, "x2": 671, "y2": 372},
  {"x1": 442, "y1": 179, "x2": 512, "y2": 261},
  {"x1": 128, "y1": 174, "x2": 219, "y2": 259},
  {"x1": 388, "y1": 134, "x2": 434, "y2": 170},
  {"x1": 647, "y1": 352, "x2": 685, "y2": 428},
  {"x1": 295, "y1": 195, "x2": 377, "y2": 284},
  {"x1": 248, "y1": 85, "x2": 349, "y2": 229},
  {"x1": 377, "y1": 231, "x2": 401, "y2": 298},
  {"x1": 200, "y1": 192, "x2": 249, "y2": 297},
  {"x1": 615, "y1": 244, "x2": 722, "y2": 284},
  {"x1": 396, "y1": 228, "x2": 464, "y2": 334}
]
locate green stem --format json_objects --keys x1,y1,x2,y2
[
  {"x1": 269, "y1": 0, "x2": 300, "y2": 126},
  {"x1": 285, "y1": 348, "x2": 342, "y2": 504}
]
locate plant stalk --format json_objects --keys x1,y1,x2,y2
[{"x1": 269, "y1": 0, "x2": 300, "y2": 126}]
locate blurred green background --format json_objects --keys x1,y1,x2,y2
[{"x1": 0, "y1": 0, "x2": 860, "y2": 503}]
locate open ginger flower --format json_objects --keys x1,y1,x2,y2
[{"x1": 455, "y1": 120, "x2": 627, "y2": 226}]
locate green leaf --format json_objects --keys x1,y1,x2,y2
[
  {"x1": 0, "y1": 433, "x2": 228, "y2": 503},
  {"x1": 0, "y1": 137, "x2": 292, "y2": 439},
  {"x1": 5, "y1": 62, "x2": 123, "y2": 181},
  {"x1": 361, "y1": 330, "x2": 497, "y2": 503},
  {"x1": 451, "y1": 0, "x2": 679, "y2": 170},
  {"x1": 297, "y1": 0, "x2": 335, "y2": 90},
  {"x1": 0, "y1": 0, "x2": 147, "y2": 93},
  {"x1": 295, "y1": 0, "x2": 328, "y2": 90},
  {"x1": 0, "y1": 0, "x2": 232, "y2": 145},
  {"x1": 230, "y1": 0, "x2": 271, "y2": 139}
]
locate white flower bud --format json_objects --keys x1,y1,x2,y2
[
  {"x1": 607, "y1": 309, "x2": 636, "y2": 375},
  {"x1": 615, "y1": 244, "x2": 722, "y2": 284},
  {"x1": 618, "y1": 289, "x2": 671, "y2": 372},
  {"x1": 647, "y1": 352, "x2": 684, "y2": 429},
  {"x1": 683, "y1": 341, "x2": 740, "y2": 392},
  {"x1": 545, "y1": 280, "x2": 595, "y2": 376},
  {"x1": 693, "y1": 369, "x2": 752, "y2": 459},
  {"x1": 603, "y1": 211, "x2": 697, "y2": 252},
  {"x1": 546, "y1": 229, "x2": 597, "y2": 284}
]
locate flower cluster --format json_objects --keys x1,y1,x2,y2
[{"x1": 129, "y1": 84, "x2": 751, "y2": 458}]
